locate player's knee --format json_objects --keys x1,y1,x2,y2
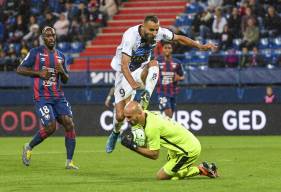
[
  {"x1": 64, "y1": 119, "x2": 75, "y2": 132},
  {"x1": 156, "y1": 173, "x2": 169, "y2": 180},
  {"x1": 156, "y1": 168, "x2": 171, "y2": 180},
  {"x1": 45, "y1": 122, "x2": 56, "y2": 135},
  {"x1": 115, "y1": 113, "x2": 124, "y2": 122}
]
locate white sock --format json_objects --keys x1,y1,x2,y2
[
  {"x1": 145, "y1": 65, "x2": 159, "y2": 96},
  {"x1": 112, "y1": 111, "x2": 123, "y2": 133}
]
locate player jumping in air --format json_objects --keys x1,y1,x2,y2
[
  {"x1": 106, "y1": 15, "x2": 217, "y2": 153},
  {"x1": 157, "y1": 41, "x2": 185, "y2": 118},
  {"x1": 121, "y1": 101, "x2": 218, "y2": 180},
  {"x1": 17, "y1": 26, "x2": 78, "y2": 169}
]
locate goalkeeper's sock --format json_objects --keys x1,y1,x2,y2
[
  {"x1": 29, "y1": 128, "x2": 48, "y2": 148},
  {"x1": 185, "y1": 166, "x2": 201, "y2": 178},
  {"x1": 65, "y1": 130, "x2": 76, "y2": 160},
  {"x1": 175, "y1": 166, "x2": 200, "y2": 179},
  {"x1": 145, "y1": 65, "x2": 159, "y2": 96}
]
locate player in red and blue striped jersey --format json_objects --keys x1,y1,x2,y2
[
  {"x1": 17, "y1": 26, "x2": 78, "y2": 169},
  {"x1": 157, "y1": 41, "x2": 185, "y2": 118}
]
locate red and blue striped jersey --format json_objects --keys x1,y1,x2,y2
[
  {"x1": 20, "y1": 45, "x2": 68, "y2": 101},
  {"x1": 156, "y1": 57, "x2": 184, "y2": 97}
]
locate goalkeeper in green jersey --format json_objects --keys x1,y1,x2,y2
[{"x1": 121, "y1": 101, "x2": 218, "y2": 180}]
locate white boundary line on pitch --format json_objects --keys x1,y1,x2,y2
[{"x1": 0, "y1": 150, "x2": 106, "y2": 156}]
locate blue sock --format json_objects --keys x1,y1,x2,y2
[
  {"x1": 65, "y1": 130, "x2": 76, "y2": 160},
  {"x1": 29, "y1": 129, "x2": 48, "y2": 149}
]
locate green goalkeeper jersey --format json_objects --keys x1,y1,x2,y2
[{"x1": 144, "y1": 111, "x2": 201, "y2": 157}]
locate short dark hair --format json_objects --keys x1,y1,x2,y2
[
  {"x1": 161, "y1": 41, "x2": 172, "y2": 46},
  {"x1": 144, "y1": 15, "x2": 159, "y2": 23}
]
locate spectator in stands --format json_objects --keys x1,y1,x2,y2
[
  {"x1": 208, "y1": 0, "x2": 223, "y2": 11},
  {"x1": 78, "y1": 3, "x2": 90, "y2": 19},
  {"x1": 192, "y1": 9, "x2": 213, "y2": 39},
  {"x1": 89, "y1": 3, "x2": 107, "y2": 27},
  {"x1": 239, "y1": 47, "x2": 250, "y2": 68},
  {"x1": 240, "y1": 46, "x2": 264, "y2": 67},
  {"x1": 99, "y1": 0, "x2": 118, "y2": 18},
  {"x1": 228, "y1": 7, "x2": 241, "y2": 38},
  {"x1": 54, "y1": 13, "x2": 70, "y2": 42},
  {"x1": 68, "y1": 18, "x2": 81, "y2": 42},
  {"x1": 247, "y1": 0, "x2": 264, "y2": 17},
  {"x1": 264, "y1": 85, "x2": 277, "y2": 104},
  {"x1": 64, "y1": 1, "x2": 79, "y2": 21},
  {"x1": 80, "y1": 15, "x2": 98, "y2": 42},
  {"x1": 208, "y1": 46, "x2": 224, "y2": 68},
  {"x1": 42, "y1": 12, "x2": 57, "y2": 28},
  {"x1": 240, "y1": 18, "x2": 259, "y2": 50},
  {"x1": 5, "y1": 44, "x2": 19, "y2": 71},
  {"x1": 241, "y1": 6, "x2": 256, "y2": 33},
  {"x1": 211, "y1": 7, "x2": 227, "y2": 39},
  {"x1": 264, "y1": 6, "x2": 281, "y2": 37},
  {"x1": 20, "y1": 41, "x2": 28, "y2": 57},
  {"x1": 220, "y1": 24, "x2": 233, "y2": 50},
  {"x1": 248, "y1": 47, "x2": 265, "y2": 67},
  {"x1": 23, "y1": 15, "x2": 40, "y2": 42},
  {"x1": 224, "y1": 49, "x2": 239, "y2": 67},
  {"x1": 0, "y1": 42, "x2": 5, "y2": 71}
]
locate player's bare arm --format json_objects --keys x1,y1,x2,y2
[
  {"x1": 135, "y1": 147, "x2": 159, "y2": 160},
  {"x1": 174, "y1": 74, "x2": 185, "y2": 81},
  {"x1": 56, "y1": 61, "x2": 69, "y2": 84},
  {"x1": 173, "y1": 34, "x2": 217, "y2": 51},
  {"x1": 17, "y1": 66, "x2": 51, "y2": 80},
  {"x1": 121, "y1": 53, "x2": 142, "y2": 90}
]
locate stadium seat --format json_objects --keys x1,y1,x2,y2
[
  {"x1": 259, "y1": 38, "x2": 270, "y2": 49},
  {"x1": 272, "y1": 37, "x2": 281, "y2": 49},
  {"x1": 194, "y1": 51, "x2": 209, "y2": 65},
  {"x1": 185, "y1": 3, "x2": 203, "y2": 14},
  {"x1": 232, "y1": 39, "x2": 242, "y2": 49},
  {"x1": 70, "y1": 42, "x2": 84, "y2": 53},
  {"x1": 261, "y1": 49, "x2": 273, "y2": 64},
  {"x1": 57, "y1": 42, "x2": 70, "y2": 52}
]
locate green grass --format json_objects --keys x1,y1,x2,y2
[{"x1": 0, "y1": 136, "x2": 281, "y2": 192}]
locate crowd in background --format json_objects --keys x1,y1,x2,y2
[
  {"x1": 168, "y1": 0, "x2": 281, "y2": 68},
  {"x1": 1, "y1": 0, "x2": 281, "y2": 71},
  {"x1": 0, "y1": 0, "x2": 120, "y2": 71}
]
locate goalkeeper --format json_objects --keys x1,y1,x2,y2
[{"x1": 121, "y1": 101, "x2": 218, "y2": 180}]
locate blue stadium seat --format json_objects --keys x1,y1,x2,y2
[
  {"x1": 70, "y1": 42, "x2": 84, "y2": 53},
  {"x1": 259, "y1": 38, "x2": 270, "y2": 49},
  {"x1": 65, "y1": 54, "x2": 73, "y2": 65},
  {"x1": 57, "y1": 42, "x2": 70, "y2": 52},
  {"x1": 184, "y1": 52, "x2": 192, "y2": 64},
  {"x1": 194, "y1": 51, "x2": 209, "y2": 65},
  {"x1": 261, "y1": 49, "x2": 273, "y2": 64},
  {"x1": 272, "y1": 37, "x2": 281, "y2": 49},
  {"x1": 232, "y1": 39, "x2": 242, "y2": 49},
  {"x1": 185, "y1": 3, "x2": 203, "y2": 14}
]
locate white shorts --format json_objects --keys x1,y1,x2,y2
[{"x1": 114, "y1": 67, "x2": 145, "y2": 104}]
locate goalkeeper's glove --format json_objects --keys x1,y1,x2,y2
[{"x1": 121, "y1": 131, "x2": 137, "y2": 151}]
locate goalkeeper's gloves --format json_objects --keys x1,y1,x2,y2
[{"x1": 121, "y1": 131, "x2": 137, "y2": 151}]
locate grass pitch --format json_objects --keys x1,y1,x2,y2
[{"x1": 0, "y1": 136, "x2": 280, "y2": 192}]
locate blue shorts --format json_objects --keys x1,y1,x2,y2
[
  {"x1": 34, "y1": 98, "x2": 73, "y2": 126},
  {"x1": 158, "y1": 95, "x2": 176, "y2": 112}
]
